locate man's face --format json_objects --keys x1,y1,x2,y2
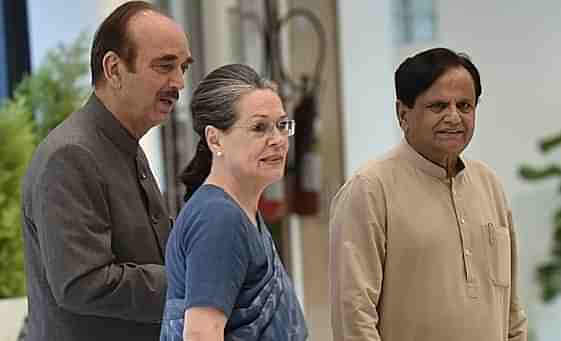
[
  {"x1": 398, "y1": 66, "x2": 476, "y2": 166},
  {"x1": 119, "y1": 12, "x2": 192, "y2": 137}
]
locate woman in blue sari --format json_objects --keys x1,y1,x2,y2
[{"x1": 160, "y1": 64, "x2": 307, "y2": 341}]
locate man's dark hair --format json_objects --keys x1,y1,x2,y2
[
  {"x1": 395, "y1": 47, "x2": 482, "y2": 108},
  {"x1": 90, "y1": 1, "x2": 164, "y2": 86}
]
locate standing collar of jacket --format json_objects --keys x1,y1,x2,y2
[
  {"x1": 397, "y1": 138, "x2": 467, "y2": 181},
  {"x1": 83, "y1": 93, "x2": 140, "y2": 157}
]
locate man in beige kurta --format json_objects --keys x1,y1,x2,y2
[{"x1": 329, "y1": 48, "x2": 527, "y2": 341}]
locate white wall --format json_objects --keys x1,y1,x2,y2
[
  {"x1": 26, "y1": 0, "x2": 166, "y2": 190},
  {"x1": 200, "y1": 0, "x2": 241, "y2": 73},
  {"x1": 336, "y1": 0, "x2": 400, "y2": 178},
  {"x1": 0, "y1": 298, "x2": 26, "y2": 341}
]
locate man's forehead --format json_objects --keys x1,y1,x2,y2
[{"x1": 421, "y1": 77, "x2": 475, "y2": 98}]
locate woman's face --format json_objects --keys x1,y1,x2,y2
[{"x1": 218, "y1": 89, "x2": 290, "y2": 188}]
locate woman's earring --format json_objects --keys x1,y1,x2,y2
[{"x1": 216, "y1": 151, "x2": 223, "y2": 157}]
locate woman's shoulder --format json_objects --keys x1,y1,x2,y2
[
  {"x1": 176, "y1": 185, "x2": 249, "y2": 231},
  {"x1": 190, "y1": 185, "x2": 240, "y2": 210}
]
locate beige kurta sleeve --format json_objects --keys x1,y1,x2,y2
[
  {"x1": 329, "y1": 174, "x2": 387, "y2": 341},
  {"x1": 507, "y1": 211, "x2": 529, "y2": 341}
]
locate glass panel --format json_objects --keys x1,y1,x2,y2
[{"x1": 393, "y1": 0, "x2": 437, "y2": 45}]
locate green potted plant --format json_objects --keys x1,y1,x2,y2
[
  {"x1": 0, "y1": 34, "x2": 88, "y2": 340},
  {"x1": 519, "y1": 132, "x2": 561, "y2": 303},
  {"x1": 16, "y1": 32, "x2": 90, "y2": 141},
  {"x1": 0, "y1": 97, "x2": 36, "y2": 298}
]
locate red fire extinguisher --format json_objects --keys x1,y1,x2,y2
[
  {"x1": 292, "y1": 77, "x2": 320, "y2": 215},
  {"x1": 259, "y1": 180, "x2": 287, "y2": 224}
]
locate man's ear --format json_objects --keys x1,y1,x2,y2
[
  {"x1": 102, "y1": 51, "x2": 122, "y2": 89},
  {"x1": 205, "y1": 125, "x2": 223, "y2": 156},
  {"x1": 396, "y1": 100, "x2": 409, "y2": 131}
]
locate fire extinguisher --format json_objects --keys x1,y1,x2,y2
[
  {"x1": 292, "y1": 76, "x2": 320, "y2": 215},
  {"x1": 257, "y1": 7, "x2": 326, "y2": 220},
  {"x1": 259, "y1": 180, "x2": 287, "y2": 224}
]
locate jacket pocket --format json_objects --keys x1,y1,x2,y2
[{"x1": 483, "y1": 223, "x2": 511, "y2": 287}]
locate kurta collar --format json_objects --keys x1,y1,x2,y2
[
  {"x1": 84, "y1": 93, "x2": 139, "y2": 157},
  {"x1": 398, "y1": 139, "x2": 466, "y2": 180}
]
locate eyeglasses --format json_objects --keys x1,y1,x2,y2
[{"x1": 231, "y1": 118, "x2": 295, "y2": 137}]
